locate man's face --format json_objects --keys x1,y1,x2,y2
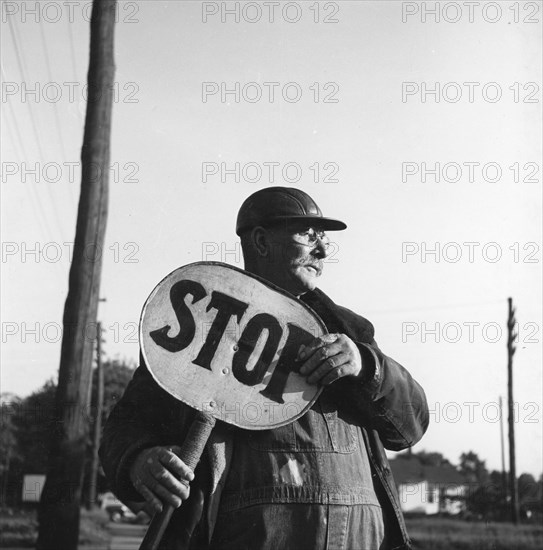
[{"x1": 262, "y1": 223, "x2": 329, "y2": 296}]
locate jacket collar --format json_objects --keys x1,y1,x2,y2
[{"x1": 300, "y1": 288, "x2": 375, "y2": 344}]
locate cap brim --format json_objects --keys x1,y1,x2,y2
[{"x1": 269, "y1": 215, "x2": 347, "y2": 231}]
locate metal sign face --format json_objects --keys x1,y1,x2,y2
[{"x1": 140, "y1": 262, "x2": 326, "y2": 430}]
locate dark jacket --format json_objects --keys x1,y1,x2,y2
[{"x1": 100, "y1": 288, "x2": 429, "y2": 549}]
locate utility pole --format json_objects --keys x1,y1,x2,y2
[
  {"x1": 507, "y1": 297, "x2": 519, "y2": 524},
  {"x1": 499, "y1": 396, "x2": 508, "y2": 504},
  {"x1": 87, "y1": 318, "x2": 105, "y2": 509},
  {"x1": 37, "y1": 2, "x2": 117, "y2": 548}
]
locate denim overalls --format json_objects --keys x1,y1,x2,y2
[{"x1": 211, "y1": 389, "x2": 388, "y2": 550}]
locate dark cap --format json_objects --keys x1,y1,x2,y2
[{"x1": 236, "y1": 186, "x2": 347, "y2": 236}]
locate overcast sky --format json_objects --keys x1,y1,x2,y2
[{"x1": 1, "y1": 1, "x2": 542, "y2": 476}]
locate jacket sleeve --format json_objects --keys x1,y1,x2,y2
[
  {"x1": 99, "y1": 354, "x2": 196, "y2": 502},
  {"x1": 332, "y1": 340, "x2": 429, "y2": 452}
]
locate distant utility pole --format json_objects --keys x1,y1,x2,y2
[
  {"x1": 87, "y1": 319, "x2": 105, "y2": 509},
  {"x1": 37, "y1": 1, "x2": 117, "y2": 548},
  {"x1": 507, "y1": 297, "x2": 520, "y2": 525},
  {"x1": 499, "y1": 396, "x2": 507, "y2": 500}
]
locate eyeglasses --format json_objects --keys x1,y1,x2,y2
[{"x1": 291, "y1": 228, "x2": 330, "y2": 249}]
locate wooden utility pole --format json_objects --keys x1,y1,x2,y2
[
  {"x1": 506, "y1": 297, "x2": 519, "y2": 524},
  {"x1": 499, "y1": 396, "x2": 507, "y2": 487},
  {"x1": 37, "y1": 1, "x2": 117, "y2": 548},
  {"x1": 87, "y1": 321, "x2": 105, "y2": 509},
  {"x1": 499, "y1": 396, "x2": 508, "y2": 503}
]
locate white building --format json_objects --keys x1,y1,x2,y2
[{"x1": 389, "y1": 456, "x2": 467, "y2": 515}]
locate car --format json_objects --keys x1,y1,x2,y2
[{"x1": 99, "y1": 491, "x2": 137, "y2": 523}]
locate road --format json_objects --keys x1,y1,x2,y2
[
  {"x1": 107, "y1": 522, "x2": 146, "y2": 550},
  {"x1": 82, "y1": 521, "x2": 146, "y2": 550}
]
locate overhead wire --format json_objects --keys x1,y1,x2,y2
[
  {"x1": 365, "y1": 299, "x2": 507, "y2": 316},
  {"x1": 65, "y1": 15, "x2": 84, "y2": 125},
  {"x1": 6, "y1": 16, "x2": 45, "y2": 161},
  {"x1": 1, "y1": 102, "x2": 66, "y2": 282},
  {"x1": 1, "y1": 66, "x2": 56, "y2": 246},
  {"x1": 38, "y1": 19, "x2": 68, "y2": 162},
  {"x1": 38, "y1": 18, "x2": 77, "y2": 206},
  {"x1": 6, "y1": 16, "x2": 71, "y2": 243},
  {"x1": 65, "y1": 16, "x2": 80, "y2": 85}
]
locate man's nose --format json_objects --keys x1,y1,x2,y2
[{"x1": 311, "y1": 239, "x2": 328, "y2": 258}]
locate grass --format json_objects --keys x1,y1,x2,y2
[
  {"x1": 406, "y1": 516, "x2": 543, "y2": 550},
  {"x1": 2, "y1": 508, "x2": 541, "y2": 549},
  {"x1": 0, "y1": 506, "x2": 111, "y2": 548},
  {"x1": 0, "y1": 507, "x2": 36, "y2": 548}
]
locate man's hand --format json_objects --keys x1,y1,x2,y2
[
  {"x1": 129, "y1": 446, "x2": 194, "y2": 514},
  {"x1": 298, "y1": 333, "x2": 363, "y2": 386}
]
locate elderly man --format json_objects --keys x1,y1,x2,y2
[{"x1": 100, "y1": 187, "x2": 429, "y2": 550}]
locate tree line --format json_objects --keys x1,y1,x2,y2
[
  {"x1": 0, "y1": 359, "x2": 134, "y2": 507},
  {"x1": 405, "y1": 450, "x2": 542, "y2": 521}
]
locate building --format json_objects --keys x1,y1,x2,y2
[{"x1": 389, "y1": 455, "x2": 468, "y2": 515}]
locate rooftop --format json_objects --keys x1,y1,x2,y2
[{"x1": 389, "y1": 455, "x2": 467, "y2": 485}]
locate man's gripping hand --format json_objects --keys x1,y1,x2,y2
[
  {"x1": 129, "y1": 446, "x2": 194, "y2": 514},
  {"x1": 298, "y1": 333, "x2": 363, "y2": 386}
]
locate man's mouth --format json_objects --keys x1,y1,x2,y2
[{"x1": 305, "y1": 264, "x2": 322, "y2": 275}]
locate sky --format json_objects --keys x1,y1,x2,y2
[{"x1": 1, "y1": 1, "x2": 542, "y2": 476}]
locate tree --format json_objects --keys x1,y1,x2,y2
[
  {"x1": 459, "y1": 451, "x2": 497, "y2": 519},
  {"x1": 13, "y1": 381, "x2": 57, "y2": 475},
  {"x1": 415, "y1": 450, "x2": 453, "y2": 468},
  {"x1": 90, "y1": 358, "x2": 135, "y2": 425},
  {"x1": 518, "y1": 472, "x2": 541, "y2": 519},
  {"x1": 83, "y1": 359, "x2": 135, "y2": 500},
  {"x1": 459, "y1": 451, "x2": 489, "y2": 484},
  {"x1": 518, "y1": 473, "x2": 537, "y2": 500},
  {"x1": 1, "y1": 359, "x2": 135, "y2": 507},
  {"x1": 0, "y1": 383, "x2": 56, "y2": 507},
  {"x1": 0, "y1": 394, "x2": 23, "y2": 505}
]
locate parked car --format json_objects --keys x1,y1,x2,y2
[{"x1": 99, "y1": 491, "x2": 137, "y2": 523}]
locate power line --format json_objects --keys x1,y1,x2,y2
[
  {"x1": 1, "y1": 101, "x2": 66, "y2": 282},
  {"x1": 365, "y1": 299, "x2": 505, "y2": 316},
  {"x1": 7, "y1": 16, "x2": 45, "y2": 161},
  {"x1": 39, "y1": 18, "x2": 77, "y2": 206},
  {"x1": 6, "y1": 17, "x2": 72, "y2": 243},
  {"x1": 65, "y1": 17, "x2": 79, "y2": 85},
  {"x1": 1, "y1": 65, "x2": 56, "y2": 244},
  {"x1": 39, "y1": 19, "x2": 68, "y2": 160},
  {"x1": 65, "y1": 16, "x2": 84, "y2": 126}
]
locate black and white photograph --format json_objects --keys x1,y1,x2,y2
[{"x1": 1, "y1": 1, "x2": 542, "y2": 549}]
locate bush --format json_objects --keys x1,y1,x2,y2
[{"x1": 0, "y1": 506, "x2": 111, "y2": 548}]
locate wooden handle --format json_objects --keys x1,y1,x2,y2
[{"x1": 139, "y1": 412, "x2": 216, "y2": 550}]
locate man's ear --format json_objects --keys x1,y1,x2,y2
[{"x1": 251, "y1": 226, "x2": 269, "y2": 257}]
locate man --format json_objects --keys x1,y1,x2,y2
[{"x1": 100, "y1": 187, "x2": 429, "y2": 550}]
